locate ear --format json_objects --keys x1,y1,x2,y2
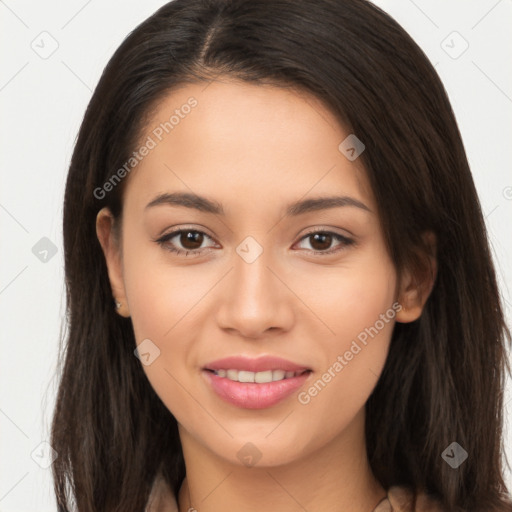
[
  {"x1": 395, "y1": 231, "x2": 437, "y2": 323},
  {"x1": 96, "y1": 207, "x2": 130, "y2": 318}
]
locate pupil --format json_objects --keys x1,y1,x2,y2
[
  {"x1": 181, "y1": 231, "x2": 203, "y2": 249},
  {"x1": 311, "y1": 233, "x2": 331, "y2": 251}
]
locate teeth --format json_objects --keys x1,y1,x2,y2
[
  {"x1": 269, "y1": 369, "x2": 285, "y2": 382},
  {"x1": 255, "y1": 370, "x2": 273, "y2": 383},
  {"x1": 226, "y1": 369, "x2": 238, "y2": 380},
  {"x1": 211, "y1": 369, "x2": 306, "y2": 383},
  {"x1": 238, "y1": 370, "x2": 255, "y2": 383}
]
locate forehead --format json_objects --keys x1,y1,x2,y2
[{"x1": 122, "y1": 79, "x2": 373, "y2": 217}]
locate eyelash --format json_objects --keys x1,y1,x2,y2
[{"x1": 154, "y1": 227, "x2": 355, "y2": 257}]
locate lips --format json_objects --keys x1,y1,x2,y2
[
  {"x1": 203, "y1": 355, "x2": 311, "y2": 373},
  {"x1": 201, "y1": 355, "x2": 312, "y2": 408},
  {"x1": 208, "y1": 368, "x2": 308, "y2": 383}
]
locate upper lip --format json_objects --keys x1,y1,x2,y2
[{"x1": 203, "y1": 355, "x2": 311, "y2": 373}]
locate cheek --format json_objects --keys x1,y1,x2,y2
[
  {"x1": 336, "y1": 265, "x2": 396, "y2": 341},
  {"x1": 120, "y1": 238, "x2": 216, "y2": 418},
  {"x1": 295, "y1": 247, "x2": 397, "y2": 422},
  {"x1": 121, "y1": 233, "x2": 207, "y2": 342},
  {"x1": 294, "y1": 241, "x2": 397, "y2": 350}
]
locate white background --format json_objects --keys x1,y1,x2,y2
[{"x1": 0, "y1": 0, "x2": 511, "y2": 510}]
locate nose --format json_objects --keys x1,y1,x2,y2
[{"x1": 215, "y1": 246, "x2": 294, "y2": 339}]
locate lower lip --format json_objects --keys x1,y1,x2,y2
[{"x1": 202, "y1": 370, "x2": 311, "y2": 409}]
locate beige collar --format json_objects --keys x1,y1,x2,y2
[{"x1": 145, "y1": 477, "x2": 445, "y2": 512}]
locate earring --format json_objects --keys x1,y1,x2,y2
[{"x1": 115, "y1": 300, "x2": 121, "y2": 309}]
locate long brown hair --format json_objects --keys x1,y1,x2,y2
[{"x1": 52, "y1": 0, "x2": 512, "y2": 510}]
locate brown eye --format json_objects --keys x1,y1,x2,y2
[
  {"x1": 309, "y1": 232, "x2": 333, "y2": 251},
  {"x1": 155, "y1": 229, "x2": 216, "y2": 257},
  {"x1": 178, "y1": 231, "x2": 204, "y2": 250},
  {"x1": 296, "y1": 230, "x2": 354, "y2": 255}
]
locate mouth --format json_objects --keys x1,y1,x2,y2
[
  {"x1": 203, "y1": 354, "x2": 312, "y2": 374},
  {"x1": 203, "y1": 368, "x2": 311, "y2": 383},
  {"x1": 201, "y1": 355, "x2": 313, "y2": 409}
]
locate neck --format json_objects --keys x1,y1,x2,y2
[{"x1": 176, "y1": 408, "x2": 386, "y2": 512}]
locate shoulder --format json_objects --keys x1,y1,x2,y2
[{"x1": 374, "y1": 485, "x2": 447, "y2": 512}]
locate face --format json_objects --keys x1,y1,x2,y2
[{"x1": 97, "y1": 79, "x2": 419, "y2": 468}]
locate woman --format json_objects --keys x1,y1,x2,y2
[{"x1": 51, "y1": 0, "x2": 512, "y2": 511}]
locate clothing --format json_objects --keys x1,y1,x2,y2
[
  {"x1": 373, "y1": 486, "x2": 446, "y2": 511},
  {"x1": 145, "y1": 475, "x2": 446, "y2": 512}
]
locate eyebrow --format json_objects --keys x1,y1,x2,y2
[{"x1": 144, "y1": 192, "x2": 371, "y2": 216}]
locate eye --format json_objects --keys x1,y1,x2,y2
[
  {"x1": 295, "y1": 229, "x2": 354, "y2": 255},
  {"x1": 154, "y1": 229, "x2": 217, "y2": 257},
  {"x1": 154, "y1": 227, "x2": 355, "y2": 257}
]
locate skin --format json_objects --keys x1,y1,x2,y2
[{"x1": 96, "y1": 78, "x2": 436, "y2": 512}]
